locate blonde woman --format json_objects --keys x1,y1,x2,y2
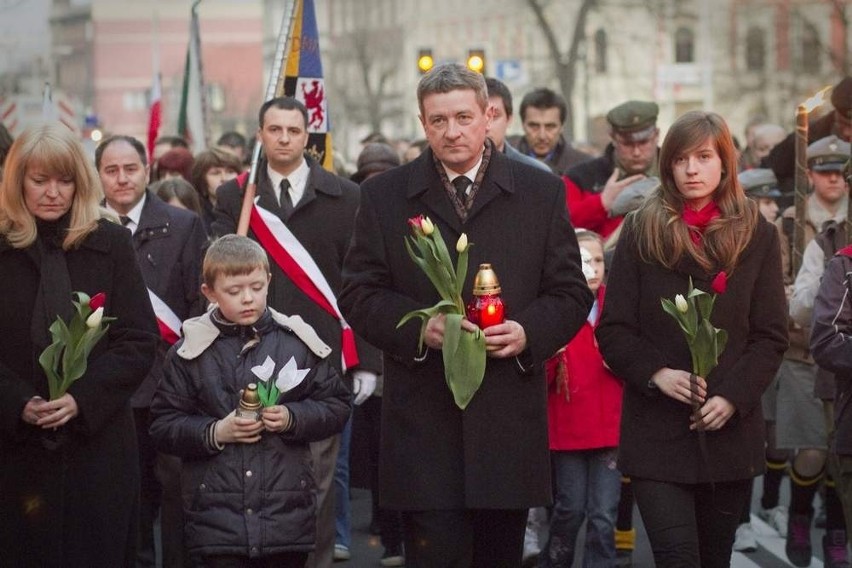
[
  {"x1": 596, "y1": 111, "x2": 788, "y2": 567},
  {"x1": 0, "y1": 123, "x2": 159, "y2": 566}
]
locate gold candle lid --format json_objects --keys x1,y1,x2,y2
[
  {"x1": 472, "y1": 263, "x2": 502, "y2": 296},
  {"x1": 240, "y1": 383, "x2": 262, "y2": 410}
]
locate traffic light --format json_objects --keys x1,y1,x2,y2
[
  {"x1": 466, "y1": 49, "x2": 486, "y2": 74},
  {"x1": 417, "y1": 49, "x2": 434, "y2": 74}
]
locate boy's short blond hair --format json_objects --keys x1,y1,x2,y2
[{"x1": 203, "y1": 235, "x2": 269, "y2": 287}]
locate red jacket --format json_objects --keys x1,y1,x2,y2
[
  {"x1": 546, "y1": 285, "x2": 623, "y2": 450},
  {"x1": 563, "y1": 176, "x2": 623, "y2": 239}
]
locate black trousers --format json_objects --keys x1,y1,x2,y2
[
  {"x1": 632, "y1": 477, "x2": 751, "y2": 568},
  {"x1": 401, "y1": 508, "x2": 527, "y2": 568}
]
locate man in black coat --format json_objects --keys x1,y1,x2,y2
[
  {"x1": 211, "y1": 97, "x2": 382, "y2": 568},
  {"x1": 338, "y1": 63, "x2": 593, "y2": 566},
  {"x1": 97, "y1": 135, "x2": 207, "y2": 568}
]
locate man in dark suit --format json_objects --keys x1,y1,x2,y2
[
  {"x1": 96, "y1": 135, "x2": 207, "y2": 568},
  {"x1": 211, "y1": 97, "x2": 381, "y2": 568},
  {"x1": 338, "y1": 63, "x2": 594, "y2": 566}
]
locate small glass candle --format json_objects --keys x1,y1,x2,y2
[{"x1": 466, "y1": 263, "x2": 505, "y2": 330}]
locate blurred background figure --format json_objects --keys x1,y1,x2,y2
[
  {"x1": 739, "y1": 122, "x2": 785, "y2": 173},
  {"x1": 0, "y1": 123, "x2": 13, "y2": 178},
  {"x1": 155, "y1": 147, "x2": 194, "y2": 183},
  {"x1": 739, "y1": 168, "x2": 782, "y2": 223},
  {"x1": 190, "y1": 147, "x2": 242, "y2": 232},
  {"x1": 402, "y1": 139, "x2": 427, "y2": 164},
  {"x1": 152, "y1": 177, "x2": 207, "y2": 222},
  {"x1": 215, "y1": 130, "x2": 248, "y2": 163},
  {"x1": 513, "y1": 87, "x2": 591, "y2": 175}
]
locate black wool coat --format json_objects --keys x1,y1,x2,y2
[
  {"x1": 129, "y1": 190, "x2": 207, "y2": 407},
  {"x1": 338, "y1": 147, "x2": 593, "y2": 509},
  {"x1": 0, "y1": 218, "x2": 160, "y2": 567},
  {"x1": 596, "y1": 213, "x2": 788, "y2": 484},
  {"x1": 212, "y1": 157, "x2": 382, "y2": 377}
]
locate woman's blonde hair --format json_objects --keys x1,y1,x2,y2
[
  {"x1": 0, "y1": 123, "x2": 104, "y2": 250},
  {"x1": 632, "y1": 110, "x2": 757, "y2": 273}
]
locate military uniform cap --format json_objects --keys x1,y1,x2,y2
[
  {"x1": 738, "y1": 168, "x2": 781, "y2": 198},
  {"x1": 607, "y1": 101, "x2": 659, "y2": 142},
  {"x1": 807, "y1": 135, "x2": 850, "y2": 172}
]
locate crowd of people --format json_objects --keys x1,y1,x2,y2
[{"x1": 0, "y1": 67, "x2": 849, "y2": 568}]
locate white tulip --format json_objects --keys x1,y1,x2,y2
[
  {"x1": 86, "y1": 307, "x2": 104, "y2": 328},
  {"x1": 250, "y1": 355, "x2": 275, "y2": 382},
  {"x1": 675, "y1": 294, "x2": 688, "y2": 313},
  {"x1": 275, "y1": 357, "x2": 311, "y2": 393},
  {"x1": 456, "y1": 233, "x2": 468, "y2": 253},
  {"x1": 421, "y1": 217, "x2": 434, "y2": 236}
]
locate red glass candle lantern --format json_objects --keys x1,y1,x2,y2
[{"x1": 466, "y1": 263, "x2": 505, "y2": 329}]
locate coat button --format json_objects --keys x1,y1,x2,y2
[
  {"x1": 300, "y1": 479, "x2": 307, "y2": 488},
  {"x1": 245, "y1": 470, "x2": 252, "y2": 477},
  {"x1": 246, "y1": 508, "x2": 253, "y2": 515},
  {"x1": 199, "y1": 483, "x2": 206, "y2": 490}
]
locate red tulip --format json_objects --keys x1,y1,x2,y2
[
  {"x1": 711, "y1": 271, "x2": 727, "y2": 295},
  {"x1": 89, "y1": 292, "x2": 107, "y2": 310},
  {"x1": 407, "y1": 215, "x2": 425, "y2": 235}
]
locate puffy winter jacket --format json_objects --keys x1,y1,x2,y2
[
  {"x1": 150, "y1": 308, "x2": 351, "y2": 559},
  {"x1": 810, "y1": 246, "x2": 852, "y2": 455}
]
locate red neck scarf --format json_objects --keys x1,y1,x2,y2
[{"x1": 682, "y1": 201, "x2": 720, "y2": 247}]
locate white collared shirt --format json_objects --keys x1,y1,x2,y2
[
  {"x1": 442, "y1": 151, "x2": 485, "y2": 196},
  {"x1": 106, "y1": 193, "x2": 146, "y2": 235},
  {"x1": 268, "y1": 159, "x2": 310, "y2": 207}
]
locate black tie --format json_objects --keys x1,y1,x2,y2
[
  {"x1": 119, "y1": 215, "x2": 131, "y2": 226},
  {"x1": 280, "y1": 179, "x2": 293, "y2": 213},
  {"x1": 452, "y1": 176, "x2": 471, "y2": 203}
]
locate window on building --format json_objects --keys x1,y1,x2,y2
[
  {"x1": 208, "y1": 84, "x2": 226, "y2": 113},
  {"x1": 122, "y1": 90, "x2": 147, "y2": 112},
  {"x1": 798, "y1": 22, "x2": 821, "y2": 74},
  {"x1": 675, "y1": 27, "x2": 695, "y2": 63},
  {"x1": 745, "y1": 26, "x2": 766, "y2": 71},
  {"x1": 594, "y1": 28, "x2": 607, "y2": 74}
]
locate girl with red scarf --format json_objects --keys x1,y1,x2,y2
[{"x1": 596, "y1": 111, "x2": 788, "y2": 567}]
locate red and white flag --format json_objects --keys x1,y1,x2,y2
[
  {"x1": 249, "y1": 202, "x2": 359, "y2": 371},
  {"x1": 147, "y1": 289, "x2": 182, "y2": 345},
  {"x1": 147, "y1": 73, "x2": 162, "y2": 164}
]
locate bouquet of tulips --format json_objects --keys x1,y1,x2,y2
[
  {"x1": 660, "y1": 272, "x2": 728, "y2": 381},
  {"x1": 38, "y1": 292, "x2": 115, "y2": 400},
  {"x1": 397, "y1": 215, "x2": 486, "y2": 410}
]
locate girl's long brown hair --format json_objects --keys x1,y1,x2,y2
[{"x1": 631, "y1": 110, "x2": 758, "y2": 274}]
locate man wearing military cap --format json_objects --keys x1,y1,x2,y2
[
  {"x1": 739, "y1": 168, "x2": 782, "y2": 222},
  {"x1": 563, "y1": 100, "x2": 661, "y2": 240},
  {"x1": 764, "y1": 76, "x2": 852, "y2": 194},
  {"x1": 775, "y1": 133, "x2": 851, "y2": 566}
]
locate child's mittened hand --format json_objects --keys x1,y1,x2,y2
[
  {"x1": 261, "y1": 405, "x2": 292, "y2": 433},
  {"x1": 216, "y1": 411, "x2": 264, "y2": 444}
]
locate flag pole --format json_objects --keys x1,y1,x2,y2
[{"x1": 237, "y1": 0, "x2": 298, "y2": 236}]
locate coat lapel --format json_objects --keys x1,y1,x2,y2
[
  {"x1": 407, "y1": 151, "x2": 463, "y2": 234},
  {"x1": 466, "y1": 150, "x2": 514, "y2": 224}
]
